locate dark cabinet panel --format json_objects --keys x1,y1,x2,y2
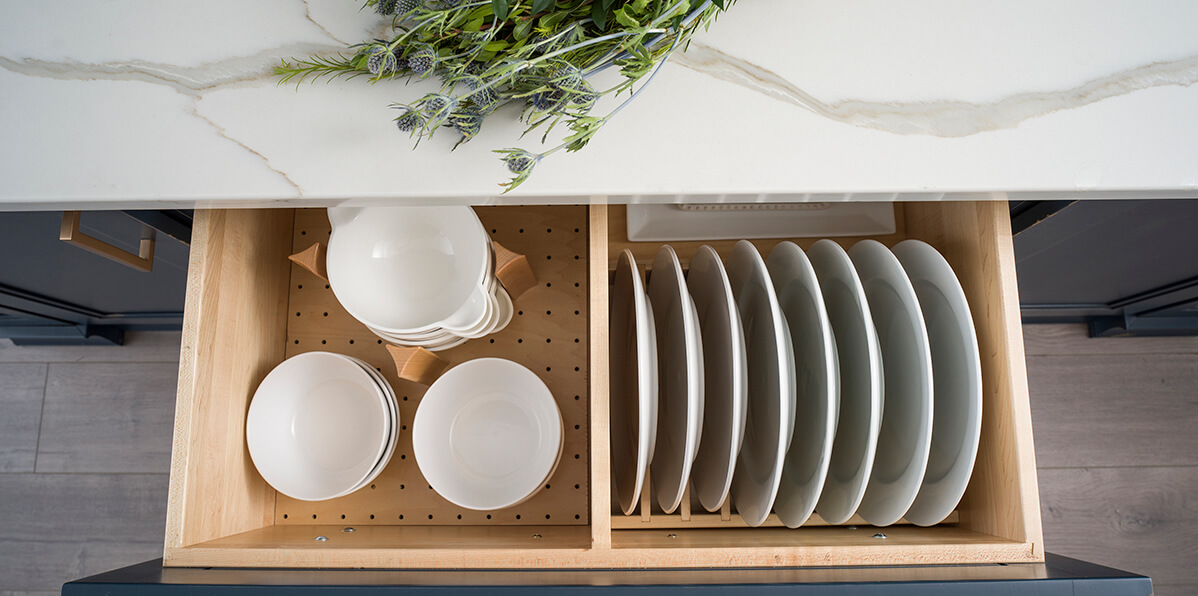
[
  {"x1": 0, "y1": 211, "x2": 189, "y2": 344},
  {"x1": 1014, "y1": 200, "x2": 1198, "y2": 335}
]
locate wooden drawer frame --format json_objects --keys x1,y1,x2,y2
[{"x1": 163, "y1": 201, "x2": 1042, "y2": 568}]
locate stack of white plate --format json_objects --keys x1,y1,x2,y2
[
  {"x1": 247, "y1": 352, "x2": 400, "y2": 501},
  {"x1": 610, "y1": 239, "x2": 982, "y2": 528},
  {"x1": 413, "y1": 358, "x2": 563, "y2": 511},
  {"x1": 325, "y1": 206, "x2": 514, "y2": 351}
]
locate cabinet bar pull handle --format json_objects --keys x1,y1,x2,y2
[{"x1": 59, "y1": 211, "x2": 155, "y2": 273}]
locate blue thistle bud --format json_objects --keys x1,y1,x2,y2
[
  {"x1": 375, "y1": 0, "x2": 399, "y2": 15},
  {"x1": 530, "y1": 89, "x2": 565, "y2": 112},
  {"x1": 449, "y1": 108, "x2": 483, "y2": 140},
  {"x1": 571, "y1": 80, "x2": 598, "y2": 111},
  {"x1": 551, "y1": 65, "x2": 584, "y2": 91},
  {"x1": 463, "y1": 77, "x2": 500, "y2": 111},
  {"x1": 464, "y1": 61, "x2": 486, "y2": 76},
  {"x1": 420, "y1": 93, "x2": 457, "y2": 127},
  {"x1": 397, "y1": 0, "x2": 419, "y2": 14},
  {"x1": 407, "y1": 44, "x2": 437, "y2": 77},
  {"x1": 394, "y1": 108, "x2": 425, "y2": 133},
  {"x1": 366, "y1": 46, "x2": 399, "y2": 75},
  {"x1": 501, "y1": 149, "x2": 539, "y2": 174}
]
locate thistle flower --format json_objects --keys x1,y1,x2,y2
[
  {"x1": 571, "y1": 80, "x2": 599, "y2": 112},
  {"x1": 463, "y1": 78, "x2": 501, "y2": 111},
  {"x1": 495, "y1": 148, "x2": 540, "y2": 192},
  {"x1": 449, "y1": 108, "x2": 483, "y2": 145},
  {"x1": 397, "y1": 0, "x2": 419, "y2": 15},
  {"x1": 550, "y1": 65, "x2": 584, "y2": 91},
  {"x1": 503, "y1": 151, "x2": 537, "y2": 173},
  {"x1": 406, "y1": 44, "x2": 437, "y2": 77},
  {"x1": 418, "y1": 93, "x2": 457, "y2": 133},
  {"x1": 529, "y1": 89, "x2": 565, "y2": 112},
  {"x1": 375, "y1": 0, "x2": 398, "y2": 15},
  {"x1": 394, "y1": 107, "x2": 424, "y2": 133},
  {"x1": 366, "y1": 45, "x2": 399, "y2": 75}
]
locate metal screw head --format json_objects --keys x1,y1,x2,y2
[
  {"x1": 314, "y1": 535, "x2": 329, "y2": 542},
  {"x1": 667, "y1": 533, "x2": 678, "y2": 539},
  {"x1": 873, "y1": 533, "x2": 887, "y2": 539},
  {"x1": 531, "y1": 533, "x2": 542, "y2": 539},
  {"x1": 342, "y1": 527, "x2": 356, "y2": 533}
]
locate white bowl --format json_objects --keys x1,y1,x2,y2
[
  {"x1": 327, "y1": 206, "x2": 491, "y2": 333},
  {"x1": 337, "y1": 355, "x2": 401, "y2": 497},
  {"x1": 246, "y1": 352, "x2": 390, "y2": 502},
  {"x1": 413, "y1": 358, "x2": 563, "y2": 511}
]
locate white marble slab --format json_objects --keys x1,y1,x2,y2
[{"x1": 1, "y1": 0, "x2": 1197, "y2": 208}]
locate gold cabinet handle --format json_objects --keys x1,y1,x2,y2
[{"x1": 59, "y1": 211, "x2": 156, "y2": 272}]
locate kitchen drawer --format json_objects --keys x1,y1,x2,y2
[{"x1": 162, "y1": 201, "x2": 1041, "y2": 569}]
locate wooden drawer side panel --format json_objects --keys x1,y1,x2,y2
[
  {"x1": 903, "y1": 201, "x2": 1043, "y2": 555},
  {"x1": 165, "y1": 209, "x2": 295, "y2": 550}
]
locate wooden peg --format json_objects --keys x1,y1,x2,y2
[
  {"x1": 492, "y1": 240, "x2": 537, "y2": 300},
  {"x1": 386, "y1": 345, "x2": 450, "y2": 386},
  {"x1": 288, "y1": 242, "x2": 328, "y2": 281},
  {"x1": 720, "y1": 496, "x2": 732, "y2": 522}
]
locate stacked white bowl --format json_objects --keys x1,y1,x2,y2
[
  {"x1": 246, "y1": 352, "x2": 400, "y2": 501},
  {"x1": 326, "y1": 206, "x2": 514, "y2": 350}
]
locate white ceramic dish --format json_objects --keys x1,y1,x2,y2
[
  {"x1": 893, "y1": 240, "x2": 983, "y2": 527},
  {"x1": 246, "y1": 352, "x2": 390, "y2": 502},
  {"x1": 369, "y1": 326, "x2": 470, "y2": 351},
  {"x1": 686, "y1": 245, "x2": 748, "y2": 513},
  {"x1": 326, "y1": 206, "x2": 491, "y2": 334},
  {"x1": 807, "y1": 239, "x2": 883, "y2": 525},
  {"x1": 413, "y1": 358, "x2": 562, "y2": 511},
  {"x1": 727, "y1": 240, "x2": 795, "y2": 528},
  {"x1": 850, "y1": 239, "x2": 934, "y2": 527},
  {"x1": 609, "y1": 250, "x2": 658, "y2": 515},
  {"x1": 337, "y1": 355, "x2": 400, "y2": 497},
  {"x1": 767, "y1": 242, "x2": 839, "y2": 528},
  {"x1": 647, "y1": 245, "x2": 705, "y2": 515}
]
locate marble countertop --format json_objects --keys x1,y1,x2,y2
[{"x1": 2, "y1": 0, "x2": 1197, "y2": 209}]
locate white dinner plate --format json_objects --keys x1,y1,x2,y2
[
  {"x1": 247, "y1": 352, "x2": 390, "y2": 501},
  {"x1": 413, "y1": 358, "x2": 562, "y2": 511},
  {"x1": 687, "y1": 245, "x2": 748, "y2": 513},
  {"x1": 727, "y1": 240, "x2": 795, "y2": 528},
  {"x1": 893, "y1": 240, "x2": 983, "y2": 527},
  {"x1": 610, "y1": 250, "x2": 659, "y2": 515},
  {"x1": 807, "y1": 240, "x2": 883, "y2": 525},
  {"x1": 767, "y1": 242, "x2": 839, "y2": 528},
  {"x1": 647, "y1": 245, "x2": 705, "y2": 514},
  {"x1": 851, "y1": 239, "x2": 934, "y2": 527}
]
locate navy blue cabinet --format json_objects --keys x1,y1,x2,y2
[
  {"x1": 0, "y1": 210, "x2": 190, "y2": 345},
  {"x1": 1013, "y1": 200, "x2": 1198, "y2": 336}
]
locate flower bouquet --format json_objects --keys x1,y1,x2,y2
[{"x1": 277, "y1": 0, "x2": 734, "y2": 190}]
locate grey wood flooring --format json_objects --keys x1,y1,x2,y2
[{"x1": 0, "y1": 326, "x2": 1195, "y2": 593}]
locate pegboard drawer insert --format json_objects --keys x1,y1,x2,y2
[
  {"x1": 164, "y1": 202, "x2": 1042, "y2": 569},
  {"x1": 279, "y1": 207, "x2": 590, "y2": 528}
]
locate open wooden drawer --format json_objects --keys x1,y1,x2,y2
[{"x1": 163, "y1": 201, "x2": 1042, "y2": 568}]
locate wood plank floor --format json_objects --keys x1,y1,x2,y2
[
  {"x1": 0, "y1": 326, "x2": 1195, "y2": 592},
  {"x1": 1024, "y1": 324, "x2": 1198, "y2": 596}
]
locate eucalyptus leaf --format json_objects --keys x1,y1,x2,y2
[{"x1": 491, "y1": 0, "x2": 509, "y2": 20}]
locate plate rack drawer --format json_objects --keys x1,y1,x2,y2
[{"x1": 163, "y1": 202, "x2": 1041, "y2": 569}]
